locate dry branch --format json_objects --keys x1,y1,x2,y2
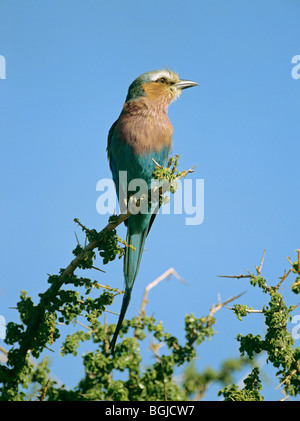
[{"x1": 139, "y1": 267, "x2": 184, "y2": 318}]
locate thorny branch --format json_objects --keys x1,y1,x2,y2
[
  {"x1": 139, "y1": 267, "x2": 184, "y2": 318},
  {"x1": 219, "y1": 250, "x2": 300, "y2": 317},
  {"x1": 6, "y1": 164, "x2": 196, "y2": 387},
  {"x1": 218, "y1": 250, "x2": 295, "y2": 294},
  {"x1": 207, "y1": 292, "x2": 246, "y2": 319}
]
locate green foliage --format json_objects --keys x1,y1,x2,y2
[
  {"x1": 235, "y1": 289, "x2": 300, "y2": 396},
  {"x1": 151, "y1": 155, "x2": 188, "y2": 205},
  {"x1": 218, "y1": 368, "x2": 263, "y2": 401},
  {"x1": 183, "y1": 358, "x2": 253, "y2": 400},
  {"x1": 249, "y1": 275, "x2": 269, "y2": 293},
  {"x1": 227, "y1": 255, "x2": 300, "y2": 399},
  {"x1": 0, "y1": 159, "x2": 299, "y2": 401},
  {"x1": 1, "y1": 245, "x2": 299, "y2": 401},
  {"x1": 291, "y1": 277, "x2": 300, "y2": 294},
  {"x1": 231, "y1": 304, "x2": 249, "y2": 321},
  {"x1": 152, "y1": 154, "x2": 182, "y2": 186}
]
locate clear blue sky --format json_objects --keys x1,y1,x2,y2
[{"x1": 1, "y1": 0, "x2": 300, "y2": 400}]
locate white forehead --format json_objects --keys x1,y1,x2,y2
[{"x1": 149, "y1": 69, "x2": 178, "y2": 82}]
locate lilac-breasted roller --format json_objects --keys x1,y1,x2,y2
[{"x1": 107, "y1": 69, "x2": 198, "y2": 353}]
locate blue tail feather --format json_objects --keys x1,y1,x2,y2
[
  {"x1": 109, "y1": 289, "x2": 132, "y2": 354},
  {"x1": 110, "y1": 219, "x2": 149, "y2": 353}
]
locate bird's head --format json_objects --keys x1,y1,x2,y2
[{"x1": 125, "y1": 69, "x2": 198, "y2": 106}]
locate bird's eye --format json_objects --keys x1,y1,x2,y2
[{"x1": 156, "y1": 77, "x2": 167, "y2": 84}]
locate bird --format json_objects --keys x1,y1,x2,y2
[{"x1": 107, "y1": 69, "x2": 198, "y2": 353}]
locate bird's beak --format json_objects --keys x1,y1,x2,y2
[{"x1": 174, "y1": 79, "x2": 198, "y2": 90}]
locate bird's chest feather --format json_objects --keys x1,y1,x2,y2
[{"x1": 116, "y1": 99, "x2": 173, "y2": 156}]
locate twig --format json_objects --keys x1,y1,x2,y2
[
  {"x1": 0, "y1": 346, "x2": 8, "y2": 356},
  {"x1": 74, "y1": 231, "x2": 80, "y2": 245},
  {"x1": 207, "y1": 292, "x2": 246, "y2": 319},
  {"x1": 255, "y1": 250, "x2": 266, "y2": 275},
  {"x1": 179, "y1": 165, "x2": 197, "y2": 178},
  {"x1": 139, "y1": 268, "x2": 184, "y2": 318},
  {"x1": 117, "y1": 237, "x2": 136, "y2": 250},
  {"x1": 218, "y1": 251, "x2": 266, "y2": 280},
  {"x1": 91, "y1": 265, "x2": 106, "y2": 273},
  {"x1": 226, "y1": 306, "x2": 263, "y2": 314},
  {"x1": 152, "y1": 158, "x2": 163, "y2": 168},
  {"x1": 279, "y1": 395, "x2": 291, "y2": 401},
  {"x1": 296, "y1": 249, "x2": 300, "y2": 274},
  {"x1": 276, "y1": 369, "x2": 297, "y2": 390},
  {"x1": 44, "y1": 346, "x2": 54, "y2": 353},
  {"x1": 104, "y1": 309, "x2": 120, "y2": 316},
  {"x1": 95, "y1": 283, "x2": 123, "y2": 295},
  {"x1": 74, "y1": 218, "x2": 92, "y2": 233},
  {"x1": 36, "y1": 379, "x2": 50, "y2": 401},
  {"x1": 218, "y1": 274, "x2": 251, "y2": 279},
  {"x1": 75, "y1": 320, "x2": 93, "y2": 332},
  {"x1": 273, "y1": 268, "x2": 293, "y2": 292}
]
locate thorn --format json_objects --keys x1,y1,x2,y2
[
  {"x1": 152, "y1": 158, "x2": 163, "y2": 168},
  {"x1": 74, "y1": 231, "x2": 80, "y2": 245}
]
